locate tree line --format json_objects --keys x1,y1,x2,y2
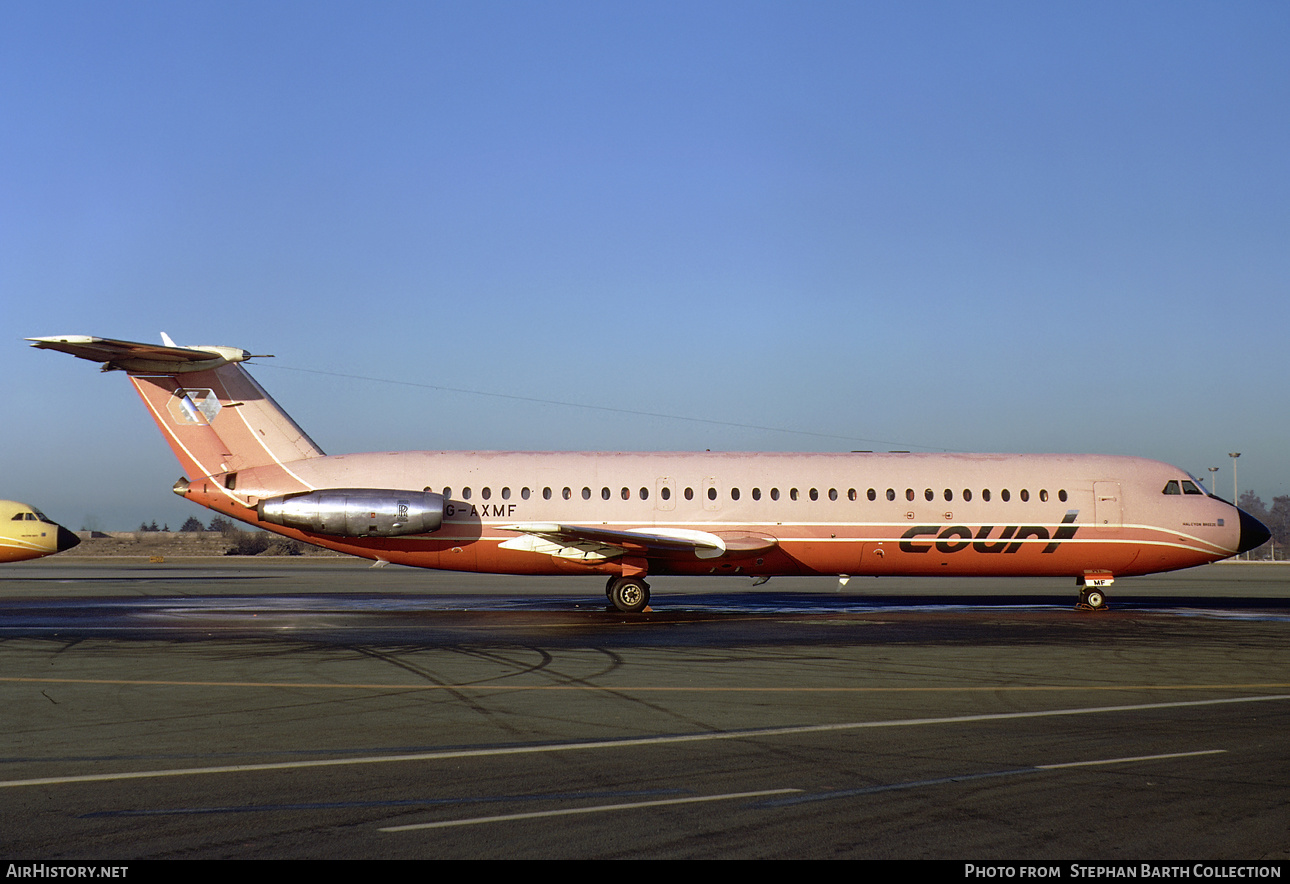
[
  {"x1": 1238, "y1": 491, "x2": 1288, "y2": 558},
  {"x1": 136, "y1": 514, "x2": 304, "y2": 556},
  {"x1": 139, "y1": 516, "x2": 235, "y2": 533}
]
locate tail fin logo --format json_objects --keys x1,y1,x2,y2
[{"x1": 167, "y1": 388, "x2": 221, "y2": 425}]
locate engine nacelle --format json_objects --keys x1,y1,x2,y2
[{"x1": 258, "y1": 489, "x2": 444, "y2": 537}]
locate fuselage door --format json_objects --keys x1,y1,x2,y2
[{"x1": 1094, "y1": 482, "x2": 1122, "y2": 527}]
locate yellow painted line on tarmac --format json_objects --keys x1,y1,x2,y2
[{"x1": 2, "y1": 676, "x2": 1290, "y2": 692}]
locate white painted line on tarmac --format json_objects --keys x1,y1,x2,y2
[
  {"x1": 759, "y1": 749, "x2": 1228, "y2": 807},
  {"x1": 1, "y1": 694, "x2": 1284, "y2": 790},
  {"x1": 379, "y1": 788, "x2": 803, "y2": 832},
  {"x1": 1036, "y1": 749, "x2": 1226, "y2": 769}
]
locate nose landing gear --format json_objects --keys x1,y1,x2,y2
[{"x1": 1077, "y1": 574, "x2": 1112, "y2": 610}]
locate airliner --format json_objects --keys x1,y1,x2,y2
[
  {"x1": 28, "y1": 334, "x2": 1270, "y2": 611},
  {"x1": 0, "y1": 500, "x2": 80, "y2": 563}
]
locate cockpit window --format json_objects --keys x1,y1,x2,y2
[
  {"x1": 1162, "y1": 480, "x2": 1181, "y2": 495},
  {"x1": 1181, "y1": 480, "x2": 1203, "y2": 495}
]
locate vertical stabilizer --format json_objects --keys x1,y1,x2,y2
[
  {"x1": 28, "y1": 335, "x2": 323, "y2": 482},
  {"x1": 129, "y1": 363, "x2": 323, "y2": 479}
]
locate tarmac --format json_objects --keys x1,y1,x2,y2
[{"x1": 1, "y1": 558, "x2": 1287, "y2": 859}]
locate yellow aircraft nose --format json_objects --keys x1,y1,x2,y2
[{"x1": 56, "y1": 525, "x2": 80, "y2": 552}]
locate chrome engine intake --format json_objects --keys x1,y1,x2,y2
[{"x1": 258, "y1": 489, "x2": 444, "y2": 537}]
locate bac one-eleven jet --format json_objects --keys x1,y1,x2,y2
[{"x1": 29, "y1": 334, "x2": 1270, "y2": 612}]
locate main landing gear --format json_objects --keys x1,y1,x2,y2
[
  {"x1": 605, "y1": 575, "x2": 651, "y2": 613},
  {"x1": 1077, "y1": 575, "x2": 1112, "y2": 611}
]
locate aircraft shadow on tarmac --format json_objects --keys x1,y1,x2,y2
[{"x1": 1, "y1": 591, "x2": 1287, "y2": 628}]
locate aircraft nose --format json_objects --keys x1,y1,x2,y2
[
  {"x1": 56, "y1": 525, "x2": 80, "y2": 552},
  {"x1": 1236, "y1": 507, "x2": 1271, "y2": 554}
]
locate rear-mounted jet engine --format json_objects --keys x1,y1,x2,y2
[{"x1": 258, "y1": 489, "x2": 444, "y2": 537}]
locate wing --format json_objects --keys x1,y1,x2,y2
[{"x1": 500, "y1": 522, "x2": 777, "y2": 563}]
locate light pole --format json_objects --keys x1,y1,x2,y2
[
  {"x1": 1229, "y1": 452, "x2": 1242, "y2": 559},
  {"x1": 1208, "y1": 466, "x2": 1218, "y2": 495}
]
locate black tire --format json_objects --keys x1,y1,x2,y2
[
  {"x1": 609, "y1": 577, "x2": 650, "y2": 613},
  {"x1": 1080, "y1": 587, "x2": 1107, "y2": 609}
]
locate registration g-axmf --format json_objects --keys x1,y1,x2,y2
[{"x1": 29, "y1": 335, "x2": 1270, "y2": 612}]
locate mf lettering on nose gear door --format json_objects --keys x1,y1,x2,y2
[{"x1": 899, "y1": 511, "x2": 1079, "y2": 553}]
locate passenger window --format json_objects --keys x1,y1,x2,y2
[
  {"x1": 1163, "y1": 481, "x2": 1182, "y2": 495},
  {"x1": 543, "y1": 487, "x2": 552, "y2": 500},
  {"x1": 463, "y1": 487, "x2": 472, "y2": 500},
  {"x1": 906, "y1": 489, "x2": 915, "y2": 501},
  {"x1": 962, "y1": 489, "x2": 972, "y2": 502},
  {"x1": 521, "y1": 487, "x2": 530, "y2": 500},
  {"x1": 601, "y1": 487, "x2": 611, "y2": 500},
  {"x1": 867, "y1": 488, "x2": 876, "y2": 501},
  {"x1": 582, "y1": 487, "x2": 591, "y2": 500},
  {"x1": 707, "y1": 487, "x2": 717, "y2": 501},
  {"x1": 621, "y1": 487, "x2": 630, "y2": 500},
  {"x1": 982, "y1": 489, "x2": 991, "y2": 502},
  {"x1": 771, "y1": 488, "x2": 780, "y2": 501},
  {"x1": 828, "y1": 488, "x2": 837, "y2": 501},
  {"x1": 482, "y1": 487, "x2": 491, "y2": 500},
  {"x1": 640, "y1": 487, "x2": 650, "y2": 500},
  {"x1": 562, "y1": 487, "x2": 572, "y2": 500},
  {"x1": 809, "y1": 488, "x2": 819, "y2": 501},
  {"x1": 1039, "y1": 489, "x2": 1048, "y2": 502},
  {"x1": 731, "y1": 488, "x2": 740, "y2": 501},
  {"x1": 501, "y1": 487, "x2": 511, "y2": 500},
  {"x1": 684, "y1": 487, "x2": 694, "y2": 500},
  {"x1": 791, "y1": 488, "x2": 800, "y2": 501},
  {"x1": 661, "y1": 487, "x2": 671, "y2": 501},
  {"x1": 887, "y1": 488, "x2": 895, "y2": 501},
  {"x1": 752, "y1": 488, "x2": 761, "y2": 501},
  {"x1": 924, "y1": 489, "x2": 934, "y2": 502},
  {"x1": 1020, "y1": 489, "x2": 1029, "y2": 502},
  {"x1": 1058, "y1": 489, "x2": 1068, "y2": 502},
  {"x1": 442, "y1": 487, "x2": 452, "y2": 499},
  {"x1": 1001, "y1": 489, "x2": 1010, "y2": 502},
  {"x1": 943, "y1": 489, "x2": 952, "y2": 502}
]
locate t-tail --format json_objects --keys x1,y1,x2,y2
[{"x1": 27, "y1": 335, "x2": 323, "y2": 515}]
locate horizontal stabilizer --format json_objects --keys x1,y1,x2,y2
[
  {"x1": 30, "y1": 333, "x2": 319, "y2": 476},
  {"x1": 28, "y1": 335, "x2": 259, "y2": 373}
]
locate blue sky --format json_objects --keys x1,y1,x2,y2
[{"x1": 3, "y1": 1, "x2": 1287, "y2": 530}]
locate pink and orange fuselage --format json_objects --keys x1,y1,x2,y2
[{"x1": 181, "y1": 445, "x2": 1243, "y2": 582}]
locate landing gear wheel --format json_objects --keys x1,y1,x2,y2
[
  {"x1": 608, "y1": 577, "x2": 651, "y2": 613},
  {"x1": 1079, "y1": 587, "x2": 1107, "y2": 610}
]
